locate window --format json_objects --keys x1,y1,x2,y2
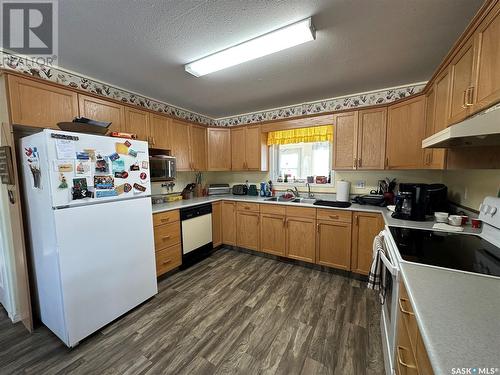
[{"x1": 270, "y1": 141, "x2": 332, "y2": 183}]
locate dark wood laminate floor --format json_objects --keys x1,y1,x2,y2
[{"x1": 0, "y1": 248, "x2": 384, "y2": 375}]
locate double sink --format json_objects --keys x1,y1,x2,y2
[{"x1": 264, "y1": 196, "x2": 317, "y2": 205}]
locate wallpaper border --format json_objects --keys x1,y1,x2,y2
[{"x1": 1, "y1": 51, "x2": 426, "y2": 127}]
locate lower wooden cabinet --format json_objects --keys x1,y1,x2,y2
[
  {"x1": 212, "y1": 202, "x2": 222, "y2": 247},
  {"x1": 260, "y1": 213, "x2": 286, "y2": 256},
  {"x1": 152, "y1": 210, "x2": 182, "y2": 277},
  {"x1": 316, "y1": 219, "x2": 352, "y2": 270},
  {"x1": 236, "y1": 211, "x2": 260, "y2": 250},
  {"x1": 396, "y1": 281, "x2": 434, "y2": 375},
  {"x1": 221, "y1": 201, "x2": 236, "y2": 245},
  {"x1": 286, "y1": 215, "x2": 316, "y2": 263},
  {"x1": 351, "y1": 211, "x2": 384, "y2": 275}
]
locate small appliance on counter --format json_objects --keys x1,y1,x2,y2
[
  {"x1": 232, "y1": 184, "x2": 248, "y2": 195},
  {"x1": 336, "y1": 180, "x2": 351, "y2": 202},
  {"x1": 248, "y1": 184, "x2": 259, "y2": 196},
  {"x1": 208, "y1": 184, "x2": 231, "y2": 195},
  {"x1": 352, "y1": 194, "x2": 386, "y2": 206},
  {"x1": 392, "y1": 183, "x2": 448, "y2": 221}
]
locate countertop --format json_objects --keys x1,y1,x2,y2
[
  {"x1": 400, "y1": 262, "x2": 500, "y2": 373},
  {"x1": 151, "y1": 194, "x2": 495, "y2": 373}
]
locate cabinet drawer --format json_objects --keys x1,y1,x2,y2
[
  {"x1": 286, "y1": 206, "x2": 316, "y2": 219},
  {"x1": 236, "y1": 202, "x2": 260, "y2": 212},
  {"x1": 154, "y1": 222, "x2": 181, "y2": 250},
  {"x1": 153, "y1": 210, "x2": 180, "y2": 227},
  {"x1": 397, "y1": 314, "x2": 418, "y2": 375},
  {"x1": 399, "y1": 282, "x2": 418, "y2": 356},
  {"x1": 316, "y1": 209, "x2": 352, "y2": 223},
  {"x1": 260, "y1": 204, "x2": 286, "y2": 215},
  {"x1": 155, "y1": 243, "x2": 181, "y2": 276}
]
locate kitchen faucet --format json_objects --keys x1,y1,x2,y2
[
  {"x1": 306, "y1": 183, "x2": 315, "y2": 198},
  {"x1": 286, "y1": 186, "x2": 300, "y2": 198}
]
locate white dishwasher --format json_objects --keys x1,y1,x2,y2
[{"x1": 180, "y1": 203, "x2": 213, "y2": 268}]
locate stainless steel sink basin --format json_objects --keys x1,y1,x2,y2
[
  {"x1": 292, "y1": 198, "x2": 317, "y2": 204},
  {"x1": 264, "y1": 196, "x2": 294, "y2": 202},
  {"x1": 264, "y1": 196, "x2": 317, "y2": 204}
]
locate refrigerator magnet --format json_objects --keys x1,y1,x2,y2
[
  {"x1": 76, "y1": 151, "x2": 90, "y2": 160},
  {"x1": 140, "y1": 172, "x2": 147, "y2": 180},
  {"x1": 123, "y1": 183, "x2": 132, "y2": 193},
  {"x1": 124, "y1": 140, "x2": 132, "y2": 148},
  {"x1": 74, "y1": 159, "x2": 92, "y2": 177},
  {"x1": 109, "y1": 152, "x2": 120, "y2": 161},
  {"x1": 114, "y1": 171, "x2": 128, "y2": 179},
  {"x1": 83, "y1": 149, "x2": 96, "y2": 162},
  {"x1": 128, "y1": 148, "x2": 137, "y2": 158},
  {"x1": 58, "y1": 174, "x2": 68, "y2": 189},
  {"x1": 114, "y1": 184, "x2": 125, "y2": 195},
  {"x1": 96, "y1": 190, "x2": 118, "y2": 198},
  {"x1": 72, "y1": 178, "x2": 93, "y2": 200},
  {"x1": 129, "y1": 163, "x2": 140, "y2": 171},
  {"x1": 95, "y1": 156, "x2": 110, "y2": 174},
  {"x1": 94, "y1": 175, "x2": 114, "y2": 189},
  {"x1": 54, "y1": 160, "x2": 73, "y2": 173},
  {"x1": 111, "y1": 159, "x2": 125, "y2": 174},
  {"x1": 141, "y1": 161, "x2": 149, "y2": 169},
  {"x1": 115, "y1": 143, "x2": 129, "y2": 155},
  {"x1": 133, "y1": 183, "x2": 146, "y2": 192}
]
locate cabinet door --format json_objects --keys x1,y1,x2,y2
[
  {"x1": 169, "y1": 120, "x2": 191, "y2": 171},
  {"x1": 231, "y1": 127, "x2": 247, "y2": 170},
  {"x1": 8, "y1": 75, "x2": 78, "y2": 129},
  {"x1": 351, "y1": 212, "x2": 383, "y2": 275},
  {"x1": 316, "y1": 220, "x2": 352, "y2": 270},
  {"x1": 221, "y1": 201, "x2": 236, "y2": 245},
  {"x1": 286, "y1": 216, "x2": 316, "y2": 263},
  {"x1": 260, "y1": 214, "x2": 286, "y2": 256},
  {"x1": 472, "y1": 3, "x2": 500, "y2": 113},
  {"x1": 212, "y1": 202, "x2": 222, "y2": 248},
  {"x1": 386, "y1": 96, "x2": 426, "y2": 169},
  {"x1": 357, "y1": 107, "x2": 387, "y2": 170},
  {"x1": 236, "y1": 211, "x2": 260, "y2": 250},
  {"x1": 78, "y1": 94, "x2": 125, "y2": 133},
  {"x1": 423, "y1": 87, "x2": 446, "y2": 169},
  {"x1": 189, "y1": 124, "x2": 207, "y2": 171},
  {"x1": 207, "y1": 128, "x2": 231, "y2": 171},
  {"x1": 124, "y1": 107, "x2": 150, "y2": 142},
  {"x1": 448, "y1": 38, "x2": 475, "y2": 124},
  {"x1": 245, "y1": 126, "x2": 262, "y2": 170},
  {"x1": 149, "y1": 114, "x2": 170, "y2": 150},
  {"x1": 333, "y1": 111, "x2": 358, "y2": 170}
]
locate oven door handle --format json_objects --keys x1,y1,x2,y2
[{"x1": 380, "y1": 251, "x2": 398, "y2": 275}]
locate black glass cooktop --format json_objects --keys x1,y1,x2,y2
[{"x1": 389, "y1": 226, "x2": 500, "y2": 277}]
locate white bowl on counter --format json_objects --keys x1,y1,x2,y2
[
  {"x1": 434, "y1": 212, "x2": 449, "y2": 223},
  {"x1": 448, "y1": 215, "x2": 463, "y2": 226}
]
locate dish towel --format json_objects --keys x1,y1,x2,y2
[{"x1": 367, "y1": 231, "x2": 386, "y2": 291}]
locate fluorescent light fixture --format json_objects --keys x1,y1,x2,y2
[{"x1": 185, "y1": 18, "x2": 316, "y2": 77}]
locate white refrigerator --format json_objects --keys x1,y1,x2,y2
[{"x1": 21, "y1": 129, "x2": 157, "y2": 347}]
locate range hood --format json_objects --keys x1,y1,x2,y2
[{"x1": 422, "y1": 103, "x2": 500, "y2": 148}]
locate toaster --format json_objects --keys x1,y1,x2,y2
[{"x1": 232, "y1": 184, "x2": 248, "y2": 195}]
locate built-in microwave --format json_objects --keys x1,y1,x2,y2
[{"x1": 149, "y1": 155, "x2": 176, "y2": 181}]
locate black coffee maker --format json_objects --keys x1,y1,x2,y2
[{"x1": 392, "y1": 183, "x2": 448, "y2": 221}]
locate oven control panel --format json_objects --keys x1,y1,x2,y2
[{"x1": 479, "y1": 196, "x2": 500, "y2": 229}]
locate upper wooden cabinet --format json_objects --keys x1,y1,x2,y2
[
  {"x1": 471, "y1": 1, "x2": 500, "y2": 113},
  {"x1": 386, "y1": 96, "x2": 426, "y2": 169},
  {"x1": 189, "y1": 124, "x2": 207, "y2": 171},
  {"x1": 333, "y1": 108, "x2": 387, "y2": 170},
  {"x1": 149, "y1": 114, "x2": 170, "y2": 150},
  {"x1": 78, "y1": 94, "x2": 125, "y2": 133},
  {"x1": 124, "y1": 107, "x2": 150, "y2": 142},
  {"x1": 230, "y1": 126, "x2": 267, "y2": 171},
  {"x1": 169, "y1": 119, "x2": 191, "y2": 171},
  {"x1": 357, "y1": 107, "x2": 387, "y2": 169},
  {"x1": 333, "y1": 111, "x2": 357, "y2": 170},
  {"x1": 7, "y1": 75, "x2": 78, "y2": 129},
  {"x1": 448, "y1": 38, "x2": 475, "y2": 125},
  {"x1": 424, "y1": 85, "x2": 446, "y2": 169},
  {"x1": 207, "y1": 128, "x2": 231, "y2": 171}
]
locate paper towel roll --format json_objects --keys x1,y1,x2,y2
[{"x1": 336, "y1": 181, "x2": 351, "y2": 202}]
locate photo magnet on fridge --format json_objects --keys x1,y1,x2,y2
[
  {"x1": 58, "y1": 174, "x2": 68, "y2": 189},
  {"x1": 75, "y1": 159, "x2": 92, "y2": 177},
  {"x1": 112, "y1": 159, "x2": 125, "y2": 174},
  {"x1": 95, "y1": 156, "x2": 110, "y2": 174},
  {"x1": 76, "y1": 151, "x2": 90, "y2": 160},
  {"x1": 72, "y1": 178, "x2": 93, "y2": 200},
  {"x1": 94, "y1": 175, "x2": 114, "y2": 189},
  {"x1": 141, "y1": 161, "x2": 149, "y2": 169},
  {"x1": 123, "y1": 183, "x2": 132, "y2": 193},
  {"x1": 128, "y1": 148, "x2": 137, "y2": 157},
  {"x1": 96, "y1": 190, "x2": 118, "y2": 198},
  {"x1": 130, "y1": 163, "x2": 140, "y2": 171},
  {"x1": 83, "y1": 149, "x2": 96, "y2": 162},
  {"x1": 124, "y1": 140, "x2": 132, "y2": 148},
  {"x1": 114, "y1": 171, "x2": 129, "y2": 179}
]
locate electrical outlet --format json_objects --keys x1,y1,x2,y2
[{"x1": 356, "y1": 180, "x2": 366, "y2": 188}]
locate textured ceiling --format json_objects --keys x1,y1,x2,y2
[{"x1": 58, "y1": 0, "x2": 483, "y2": 118}]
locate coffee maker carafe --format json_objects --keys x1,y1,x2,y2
[{"x1": 392, "y1": 183, "x2": 428, "y2": 221}]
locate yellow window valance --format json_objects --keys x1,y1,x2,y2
[{"x1": 267, "y1": 125, "x2": 334, "y2": 145}]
